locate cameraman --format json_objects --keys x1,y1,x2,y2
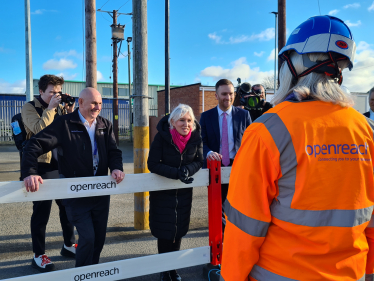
[
  {"x1": 239, "y1": 84, "x2": 273, "y2": 121},
  {"x1": 21, "y1": 74, "x2": 76, "y2": 272}
]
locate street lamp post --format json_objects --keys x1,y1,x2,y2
[
  {"x1": 271, "y1": 11, "x2": 278, "y2": 94},
  {"x1": 25, "y1": 0, "x2": 33, "y2": 101},
  {"x1": 127, "y1": 37, "x2": 132, "y2": 142}
]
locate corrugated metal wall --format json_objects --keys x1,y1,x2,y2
[
  {"x1": 0, "y1": 94, "x2": 25, "y2": 101},
  {"x1": 0, "y1": 81, "x2": 175, "y2": 142},
  {"x1": 0, "y1": 100, "x2": 132, "y2": 141},
  {"x1": 33, "y1": 79, "x2": 161, "y2": 107},
  {"x1": 0, "y1": 100, "x2": 142, "y2": 142}
]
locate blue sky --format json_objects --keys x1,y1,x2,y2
[{"x1": 1, "y1": 0, "x2": 374, "y2": 93}]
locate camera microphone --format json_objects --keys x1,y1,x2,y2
[{"x1": 240, "y1": 82, "x2": 251, "y2": 94}]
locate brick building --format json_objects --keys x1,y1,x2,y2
[
  {"x1": 149, "y1": 83, "x2": 217, "y2": 142},
  {"x1": 157, "y1": 83, "x2": 218, "y2": 120}
]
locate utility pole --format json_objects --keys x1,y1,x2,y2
[
  {"x1": 112, "y1": 10, "x2": 119, "y2": 145},
  {"x1": 271, "y1": 12, "x2": 278, "y2": 93},
  {"x1": 165, "y1": 0, "x2": 170, "y2": 114},
  {"x1": 133, "y1": 0, "x2": 150, "y2": 230},
  {"x1": 97, "y1": 9, "x2": 129, "y2": 145},
  {"x1": 25, "y1": 0, "x2": 33, "y2": 102},
  {"x1": 278, "y1": 0, "x2": 286, "y2": 76},
  {"x1": 127, "y1": 37, "x2": 133, "y2": 142},
  {"x1": 85, "y1": 0, "x2": 97, "y2": 89}
]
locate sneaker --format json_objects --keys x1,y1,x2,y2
[
  {"x1": 160, "y1": 272, "x2": 172, "y2": 281},
  {"x1": 170, "y1": 270, "x2": 182, "y2": 281},
  {"x1": 60, "y1": 244, "x2": 77, "y2": 258},
  {"x1": 31, "y1": 254, "x2": 55, "y2": 272}
]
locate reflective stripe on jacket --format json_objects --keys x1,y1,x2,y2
[{"x1": 220, "y1": 100, "x2": 374, "y2": 281}]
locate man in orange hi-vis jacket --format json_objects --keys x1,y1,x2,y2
[{"x1": 220, "y1": 15, "x2": 374, "y2": 281}]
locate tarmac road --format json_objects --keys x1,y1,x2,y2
[{"x1": 0, "y1": 141, "x2": 212, "y2": 281}]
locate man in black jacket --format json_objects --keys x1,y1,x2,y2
[
  {"x1": 21, "y1": 74, "x2": 76, "y2": 272},
  {"x1": 22, "y1": 87, "x2": 125, "y2": 268}
]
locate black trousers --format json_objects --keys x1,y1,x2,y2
[
  {"x1": 64, "y1": 195, "x2": 110, "y2": 267},
  {"x1": 31, "y1": 170, "x2": 75, "y2": 256},
  {"x1": 157, "y1": 238, "x2": 182, "y2": 254}
]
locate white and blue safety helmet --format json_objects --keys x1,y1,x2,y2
[{"x1": 278, "y1": 15, "x2": 356, "y2": 85}]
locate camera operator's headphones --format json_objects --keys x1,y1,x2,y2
[{"x1": 251, "y1": 84, "x2": 266, "y2": 97}]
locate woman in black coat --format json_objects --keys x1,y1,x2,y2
[{"x1": 147, "y1": 104, "x2": 203, "y2": 281}]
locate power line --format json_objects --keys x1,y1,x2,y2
[
  {"x1": 119, "y1": 51, "x2": 128, "y2": 58},
  {"x1": 100, "y1": 0, "x2": 111, "y2": 10},
  {"x1": 118, "y1": 0, "x2": 131, "y2": 12},
  {"x1": 100, "y1": 11, "x2": 112, "y2": 23}
]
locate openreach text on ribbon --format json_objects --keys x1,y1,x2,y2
[
  {"x1": 72, "y1": 267, "x2": 120, "y2": 281},
  {"x1": 69, "y1": 181, "x2": 117, "y2": 193}
]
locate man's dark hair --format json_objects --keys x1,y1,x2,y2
[
  {"x1": 370, "y1": 87, "x2": 374, "y2": 97},
  {"x1": 38, "y1": 75, "x2": 64, "y2": 93},
  {"x1": 215, "y1": 79, "x2": 234, "y2": 92},
  {"x1": 252, "y1": 84, "x2": 265, "y2": 91}
]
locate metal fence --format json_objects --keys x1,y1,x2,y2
[
  {"x1": 101, "y1": 103, "x2": 131, "y2": 140},
  {"x1": 0, "y1": 100, "x2": 24, "y2": 142},
  {"x1": 0, "y1": 100, "x2": 158, "y2": 142}
]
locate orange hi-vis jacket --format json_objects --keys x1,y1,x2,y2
[{"x1": 220, "y1": 100, "x2": 374, "y2": 281}]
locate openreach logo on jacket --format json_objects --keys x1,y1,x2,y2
[
  {"x1": 305, "y1": 143, "x2": 371, "y2": 162},
  {"x1": 68, "y1": 180, "x2": 117, "y2": 194}
]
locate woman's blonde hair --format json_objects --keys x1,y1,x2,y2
[
  {"x1": 168, "y1": 104, "x2": 196, "y2": 130},
  {"x1": 272, "y1": 52, "x2": 354, "y2": 107}
]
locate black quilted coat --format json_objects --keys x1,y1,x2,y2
[{"x1": 147, "y1": 115, "x2": 203, "y2": 240}]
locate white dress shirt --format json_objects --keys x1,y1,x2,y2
[
  {"x1": 370, "y1": 109, "x2": 374, "y2": 121},
  {"x1": 78, "y1": 110, "x2": 99, "y2": 174},
  {"x1": 216, "y1": 106, "x2": 235, "y2": 159}
]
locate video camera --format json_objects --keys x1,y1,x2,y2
[
  {"x1": 252, "y1": 88, "x2": 263, "y2": 97},
  {"x1": 237, "y1": 78, "x2": 262, "y2": 111},
  {"x1": 58, "y1": 92, "x2": 75, "y2": 106}
]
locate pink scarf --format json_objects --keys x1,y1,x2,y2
[{"x1": 170, "y1": 128, "x2": 192, "y2": 153}]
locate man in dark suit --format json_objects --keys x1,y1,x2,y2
[
  {"x1": 200, "y1": 79, "x2": 252, "y2": 231},
  {"x1": 364, "y1": 87, "x2": 374, "y2": 120}
]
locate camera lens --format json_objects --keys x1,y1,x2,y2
[{"x1": 60, "y1": 94, "x2": 75, "y2": 106}]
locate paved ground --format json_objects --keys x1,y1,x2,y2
[{"x1": 0, "y1": 141, "x2": 211, "y2": 280}]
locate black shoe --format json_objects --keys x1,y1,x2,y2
[
  {"x1": 170, "y1": 270, "x2": 182, "y2": 281},
  {"x1": 31, "y1": 254, "x2": 56, "y2": 272},
  {"x1": 60, "y1": 244, "x2": 76, "y2": 258},
  {"x1": 160, "y1": 272, "x2": 172, "y2": 281}
]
